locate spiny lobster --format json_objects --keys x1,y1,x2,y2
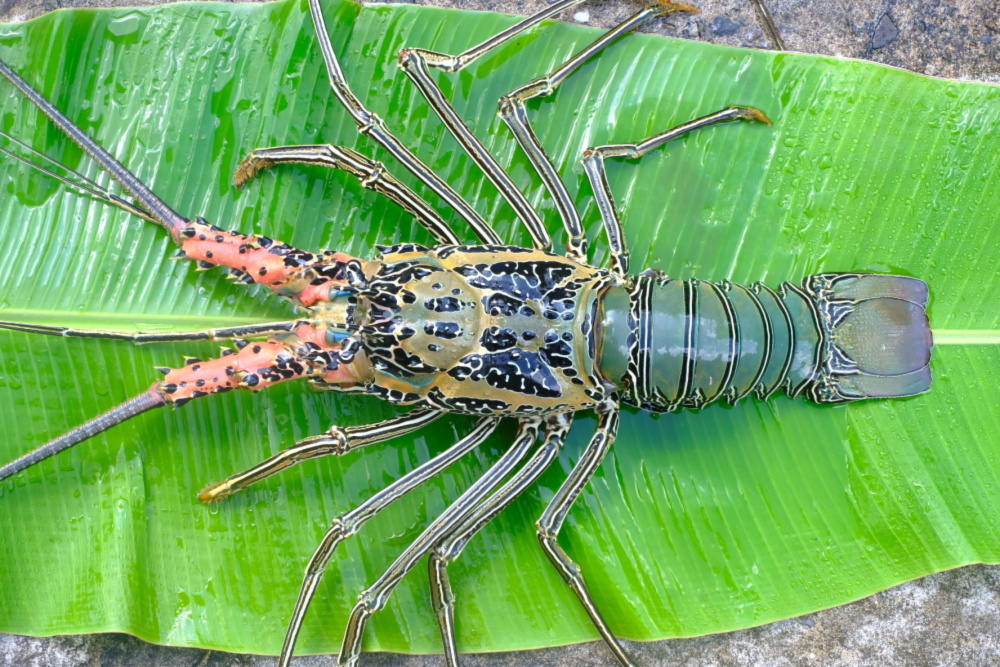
[{"x1": 0, "y1": 0, "x2": 934, "y2": 664}]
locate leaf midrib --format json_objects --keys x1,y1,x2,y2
[
  {"x1": 2, "y1": 309, "x2": 995, "y2": 345},
  {"x1": 0, "y1": 309, "x2": 281, "y2": 330}
]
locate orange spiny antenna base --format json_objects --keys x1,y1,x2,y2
[
  {"x1": 156, "y1": 326, "x2": 372, "y2": 407},
  {"x1": 0, "y1": 326, "x2": 372, "y2": 482},
  {"x1": 171, "y1": 218, "x2": 364, "y2": 308}
]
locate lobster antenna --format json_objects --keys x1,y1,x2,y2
[
  {"x1": 0, "y1": 58, "x2": 187, "y2": 232},
  {"x1": 0, "y1": 390, "x2": 164, "y2": 482},
  {"x1": 0, "y1": 137, "x2": 156, "y2": 223}
]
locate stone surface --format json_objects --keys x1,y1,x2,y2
[
  {"x1": 0, "y1": 0, "x2": 998, "y2": 665},
  {"x1": 2, "y1": 564, "x2": 1000, "y2": 665}
]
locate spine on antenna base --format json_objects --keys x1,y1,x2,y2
[
  {"x1": 155, "y1": 332, "x2": 372, "y2": 407},
  {"x1": 173, "y1": 218, "x2": 365, "y2": 308}
]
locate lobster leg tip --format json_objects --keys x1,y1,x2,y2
[
  {"x1": 660, "y1": 1, "x2": 699, "y2": 15},
  {"x1": 233, "y1": 152, "x2": 271, "y2": 190},
  {"x1": 731, "y1": 105, "x2": 772, "y2": 125},
  {"x1": 198, "y1": 481, "x2": 233, "y2": 503}
]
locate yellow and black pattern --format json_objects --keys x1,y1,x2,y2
[{"x1": 359, "y1": 244, "x2": 617, "y2": 416}]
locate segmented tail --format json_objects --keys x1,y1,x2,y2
[{"x1": 599, "y1": 272, "x2": 932, "y2": 411}]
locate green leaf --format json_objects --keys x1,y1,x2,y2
[{"x1": 0, "y1": 0, "x2": 998, "y2": 656}]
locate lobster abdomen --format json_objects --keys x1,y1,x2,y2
[{"x1": 598, "y1": 273, "x2": 933, "y2": 411}]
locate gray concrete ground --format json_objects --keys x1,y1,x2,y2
[{"x1": 0, "y1": 0, "x2": 998, "y2": 665}]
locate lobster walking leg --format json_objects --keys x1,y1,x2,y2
[
  {"x1": 234, "y1": 144, "x2": 462, "y2": 245},
  {"x1": 397, "y1": 55, "x2": 549, "y2": 251},
  {"x1": 534, "y1": 401, "x2": 630, "y2": 666},
  {"x1": 305, "y1": 0, "x2": 499, "y2": 245},
  {"x1": 379, "y1": 0, "x2": 604, "y2": 252},
  {"x1": 336, "y1": 415, "x2": 570, "y2": 667},
  {"x1": 498, "y1": 2, "x2": 696, "y2": 262},
  {"x1": 419, "y1": 0, "x2": 591, "y2": 71},
  {"x1": 425, "y1": 404, "x2": 627, "y2": 666},
  {"x1": 426, "y1": 413, "x2": 590, "y2": 665},
  {"x1": 277, "y1": 416, "x2": 503, "y2": 667},
  {"x1": 199, "y1": 407, "x2": 444, "y2": 502},
  {"x1": 582, "y1": 106, "x2": 771, "y2": 277}
]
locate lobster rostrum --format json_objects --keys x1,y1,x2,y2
[{"x1": 0, "y1": 0, "x2": 933, "y2": 664}]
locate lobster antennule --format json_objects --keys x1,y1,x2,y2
[
  {"x1": 0, "y1": 58, "x2": 188, "y2": 233},
  {"x1": 0, "y1": 388, "x2": 165, "y2": 483},
  {"x1": 0, "y1": 131, "x2": 158, "y2": 223}
]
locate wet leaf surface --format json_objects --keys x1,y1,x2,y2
[{"x1": 0, "y1": 0, "x2": 998, "y2": 655}]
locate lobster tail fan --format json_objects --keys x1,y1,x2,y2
[
  {"x1": 806, "y1": 274, "x2": 933, "y2": 403},
  {"x1": 0, "y1": 389, "x2": 164, "y2": 482}
]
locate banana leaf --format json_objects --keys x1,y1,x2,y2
[{"x1": 0, "y1": 0, "x2": 998, "y2": 656}]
